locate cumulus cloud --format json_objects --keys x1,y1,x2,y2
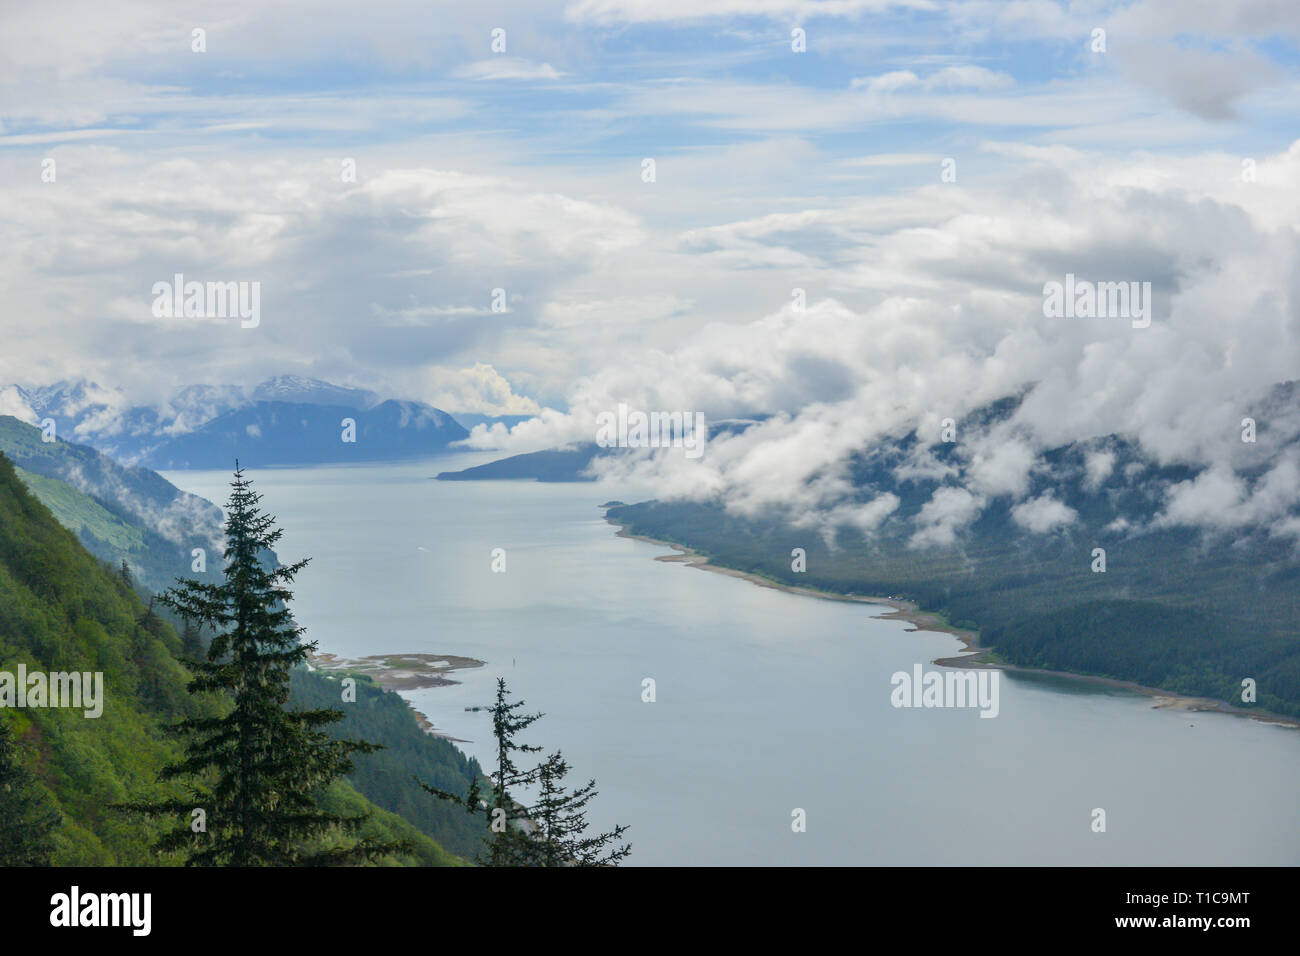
[
  {"x1": 3, "y1": 0, "x2": 1299, "y2": 552},
  {"x1": 1083, "y1": 448, "x2": 1116, "y2": 490},
  {"x1": 1158, "y1": 452, "x2": 1300, "y2": 533},
  {"x1": 478, "y1": 140, "x2": 1300, "y2": 542},
  {"x1": 1011, "y1": 494, "x2": 1078, "y2": 533},
  {"x1": 911, "y1": 487, "x2": 984, "y2": 548},
  {"x1": 427, "y1": 363, "x2": 542, "y2": 416},
  {"x1": 0, "y1": 156, "x2": 644, "y2": 401}
]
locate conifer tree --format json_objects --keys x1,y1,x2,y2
[
  {"x1": 124, "y1": 464, "x2": 400, "y2": 865},
  {"x1": 0, "y1": 717, "x2": 60, "y2": 866},
  {"x1": 179, "y1": 618, "x2": 206, "y2": 661},
  {"x1": 423, "y1": 677, "x2": 540, "y2": 865},
  {"x1": 532, "y1": 751, "x2": 630, "y2": 866},
  {"x1": 421, "y1": 677, "x2": 630, "y2": 866}
]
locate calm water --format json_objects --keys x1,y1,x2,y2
[{"x1": 165, "y1": 457, "x2": 1300, "y2": 866}]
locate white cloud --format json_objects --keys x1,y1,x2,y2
[
  {"x1": 0, "y1": 387, "x2": 36, "y2": 424},
  {"x1": 426, "y1": 363, "x2": 542, "y2": 416},
  {"x1": 851, "y1": 65, "x2": 1014, "y2": 93},
  {"x1": 1011, "y1": 494, "x2": 1078, "y2": 533},
  {"x1": 1084, "y1": 448, "x2": 1115, "y2": 490},
  {"x1": 472, "y1": 139, "x2": 1300, "y2": 540},
  {"x1": 457, "y1": 58, "x2": 564, "y2": 81},
  {"x1": 564, "y1": 0, "x2": 925, "y2": 25},
  {"x1": 911, "y1": 487, "x2": 984, "y2": 548}
]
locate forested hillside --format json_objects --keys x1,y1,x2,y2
[
  {"x1": 0, "y1": 414, "x2": 223, "y2": 597},
  {"x1": 0, "y1": 418, "x2": 489, "y2": 858},
  {"x1": 608, "y1": 483, "x2": 1300, "y2": 718},
  {"x1": 0, "y1": 451, "x2": 463, "y2": 864}
]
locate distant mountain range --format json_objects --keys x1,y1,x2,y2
[{"x1": 5, "y1": 376, "x2": 480, "y2": 468}]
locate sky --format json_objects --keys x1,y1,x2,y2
[{"x1": 2, "y1": 0, "x2": 1299, "y2": 537}]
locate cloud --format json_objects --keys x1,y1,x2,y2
[
  {"x1": 1083, "y1": 448, "x2": 1116, "y2": 490},
  {"x1": 851, "y1": 65, "x2": 1014, "y2": 93},
  {"x1": 564, "y1": 0, "x2": 926, "y2": 25},
  {"x1": 477, "y1": 140, "x2": 1300, "y2": 541},
  {"x1": 0, "y1": 155, "x2": 644, "y2": 398},
  {"x1": 456, "y1": 58, "x2": 564, "y2": 81},
  {"x1": 3, "y1": 0, "x2": 1299, "y2": 551},
  {"x1": 911, "y1": 487, "x2": 984, "y2": 548},
  {"x1": 1113, "y1": 42, "x2": 1284, "y2": 120},
  {"x1": 1011, "y1": 494, "x2": 1078, "y2": 533},
  {"x1": 426, "y1": 363, "x2": 542, "y2": 416},
  {"x1": 1158, "y1": 453, "x2": 1300, "y2": 532},
  {"x1": 0, "y1": 387, "x2": 36, "y2": 424}
]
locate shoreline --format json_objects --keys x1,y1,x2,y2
[
  {"x1": 309, "y1": 651, "x2": 485, "y2": 743},
  {"x1": 607, "y1": 518, "x2": 1300, "y2": 731}
]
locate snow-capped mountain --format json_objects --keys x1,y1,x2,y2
[
  {"x1": 3, "y1": 377, "x2": 468, "y2": 467},
  {"x1": 251, "y1": 375, "x2": 380, "y2": 409}
]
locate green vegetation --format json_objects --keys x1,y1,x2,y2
[
  {"x1": 0, "y1": 449, "x2": 202, "y2": 863},
  {"x1": 424, "y1": 677, "x2": 630, "y2": 866},
  {"x1": 0, "y1": 715, "x2": 60, "y2": 865},
  {"x1": 289, "y1": 668, "x2": 488, "y2": 860},
  {"x1": 0, "y1": 451, "x2": 462, "y2": 864},
  {"x1": 16, "y1": 468, "x2": 145, "y2": 555},
  {"x1": 123, "y1": 466, "x2": 402, "y2": 865},
  {"x1": 0, "y1": 414, "x2": 223, "y2": 598},
  {"x1": 0, "y1": 417, "x2": 488, "y2": 860}
]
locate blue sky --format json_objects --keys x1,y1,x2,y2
[{"x1": 1, "y1": 1, "x2": 1299, "y2": 537}]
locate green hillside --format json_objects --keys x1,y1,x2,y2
[
  {"x1": 0, "y1": 414, "x2": 223, "y2": 597},
  {"x1": 0, "y1": 415, "x2": 489, "y2": 859},
  {"x1": 15, "y1": 467, "x2": 145, "y2": 554},
  {"x1": 0, "y1": 450, "x2": 462, "y2": 865}
]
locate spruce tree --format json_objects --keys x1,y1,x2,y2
[
  {"x1": 0, "y1": 716, "x2": 60, "y2": 866},
  {"x1": 124, "y1": 464, "x2": 399, "y2": 865},
  {"x1": 532, "y1": 751, "x2": 630, "y2": 866},
  {"x1": 179, "y1": 618, "x2": 206, "y2": 661},
  {"x1": 421, "y1": 677, "x2": 629, "y2": 866}
]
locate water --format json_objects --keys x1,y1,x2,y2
[{"x1": 165, "y1": 457, "x2": 1300, "y2": 866}]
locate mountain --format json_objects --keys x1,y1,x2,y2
[
  {"x1": 437, "y1": 444, "x2": 603, "y2": 481},
  {"x1": 6, "y1": 378, "x2": 469, "y2": 467},
  {"x1": 251, "y1": 375, "x2": 379, "y2": 409},
  {"x1": 140, "y1": 399, "x2": 468, "y2": 469},
  {"x1": 0, "y1": 415, "x2": 224, "y2": 595},
  {"x1": 0, "y1": 450, "x2": 464, "y2": 864}
]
